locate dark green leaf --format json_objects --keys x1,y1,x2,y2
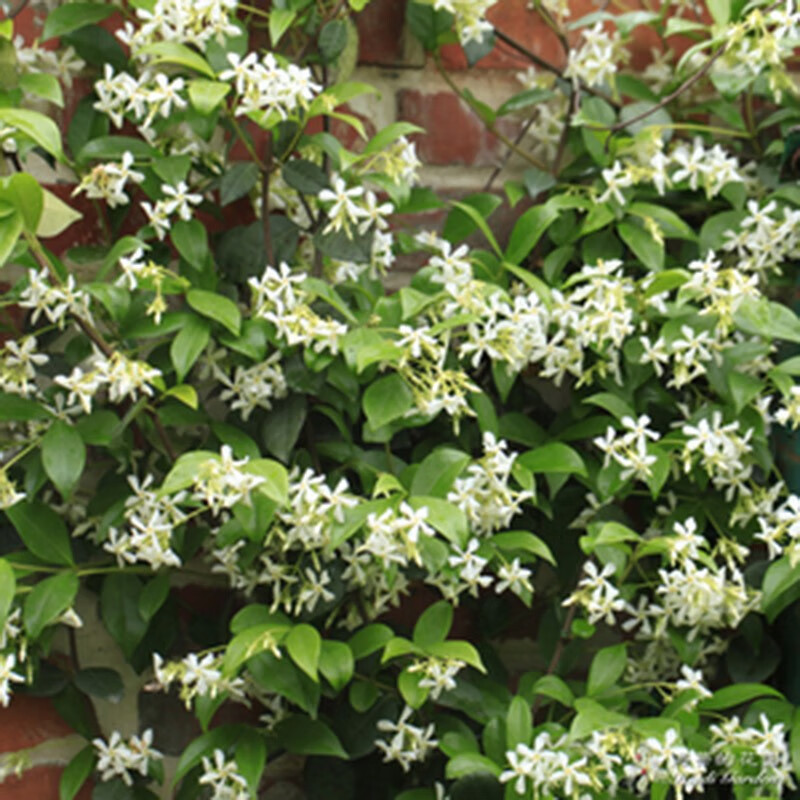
[
  {"x1": 6, "y1": 502, "x2": 74, "y2": 565},
  {"x1": 274, "y1": 716, "x2": 348, "y2": 758},
  {"x1": 220, "y1": 163, "x2": 259, "y2": 206},
  {"x1": 59, "y1": 746, "x2": 96, "y2": 800},
  {"x1": 24, "y1": 572, "x2": 79, "y2": 638},
  {"x1": 170, "y1": 315, "x2": 211, "y2": 382},
  {"x1": 41, "y1": 420, "x2": 85, "y2": 499},
  {"x1": 74, "y1": 668, "x2": 124, "y2": 703}
]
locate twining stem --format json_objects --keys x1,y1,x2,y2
[
  {"x1": 433, "y1": 56, "x2": 550, "y2": 172},
  {"x1": 262, "y1": 133, "x2": 275, "y2": 266}
]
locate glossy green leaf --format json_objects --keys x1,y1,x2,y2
[
  {"x1": 286, "y1": 624, "x2": 322, "y2": 682},
  {"x1": 24, "y1": 572, "x2": 79, "y2": 638},
  {"x1": 41, "y1": 420, "x2": 86, "y2": 499},
  {"x1": 6, "y1": 502, "x2": 74, "y2": 565},
  {"x1": 187, "y1": 289, "x2": 241, "y2": 336}
]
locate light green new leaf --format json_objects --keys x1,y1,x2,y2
[
  {"x1": 37, "y1": 188, "x2": 82, "y2": 238},
  {"x1": 188, "y1": 79, "x2": 230, "y2": 114},
  {"x1": 170, "y1": 315, "x2": 210, "y2": 383},
  {"x1": 319, "y1": 640, "x2": 354, "y2": 692},
  {"x1": 138, "y1": 42, "x2": 215, "y2": 78},
  {"x1": 0, "y1": 558, "x2": 15, "y2": 631},
  {"x1": 286, "y1": 624, "x2": 322, "y2": 681},
  {"x1": 0, "y1": 108, "x2": 64, "y2": 161},
  {"x1": 244, "y1": 459, "x2": 289, "y2": 505},
  {"x1": 43, "y1": 3, "x2": 115, "y2": 40}
]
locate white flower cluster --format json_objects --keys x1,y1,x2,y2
[
  {"x1": 407, "y1": 657, "x2": 465, "y2": 700},
  {"x1": 625, "y1": 728, "x2": 705, "y2": 799},
  {"x1": 360, "y1": 502, "x2": 437, "y2": 567},
  {"x1": 0, "y1": 651, "x2": 24, "y2": 707},
  {"x1": 219, "y1": 354, "x2": 288, "y2": 421},
  {"x1": 375, "y1": 706, "x2": 438, "y2": 773},
  {"x1": 55, "y1": 350, "x2": 162, "y2": 414},
  {"x1": 501, "y1": 731, "x2": 594, "y2": 797},
  {"x1": 681, "y1": 411, "x2": 754, "y2": 497},
  {"x1": 563, "y1": 560, "x2": 626, "y2": 626},
  {"x1": 199, "y1": 749, "x2": 250, "y2": 800},
  {"x1": 0, "y1": 337, "x2": 47, "y2": 398},
  {"x1": 152, "y1": 652, "x2": 245, "y2": 710},
  {"x1": 249, "y1": 263, "x2": 348, "y2": 355},
  {"x1": 754, "y1": 491, "x2": 800, "y2": 563},
  {"x1": 516, "y1": 68, "x2": 568, "y2": 163},
  {"x1": 14, "y1": 36, "x2": 85, "y2": 90},
  {"x1": 93, "y1": 729, "x2": 162, "y2": 786},
  {"x1": 424, "y1": 0, "x2": 496, "y2": 45},
  {"x1": 317, "y1": 175, "x2": 394, "y2": 238},
  {"x1": 599, "y1": 134, "x2": 747, "y2": 203},
  {"x1": 682, "y1": 250, "x2": 760, "y2": 330},
  {"x1": 74, "y1": 152, "x2": 144, "y2": 208},
  {"x1": 448, "y1": 433, "x2": 532, "y2": 534},
  {"x1": 105, "y1": 475, "x2": 185, "y2": 569},
  {"x1": 20, "y1": 269, "x2": 93, "y2": 328},
  {"x1": 709, "y1": 714, "x2": 796, "y2": 792},
  {"x1": 94, "y1": 66, "x2": 187, "y2": 134},
  {"x1": 118, "y1": 0, "x2": 240, "y2": 51},
  {"x1": 564, "y1": 22, "x2": 627, "y2": 88},
  {"x1": 594, "y1": 414, "x2": 661, "y2": 483},
  {"x1": 193, "y1": 446, "x2": 265, "y2": 516},
  {"x1": 141, "y1": 181, "x2": 203, "y2": 240},
  {"x1": 722, "y1": 199, "x2": 800, "y2": 281},
  {"x1": 220, "y1": 52, "x2": 319, "y2": 120}
]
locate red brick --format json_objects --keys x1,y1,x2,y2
[
  {"x1": 0, "y1": 766, "x2": 93, "y2": 800},
  {"x1": 356, "y1": 0, "x2": 408, "y2": 66},
  {"x1": 398, "y1": 89, "x2": 517, "y2": 166},
  {"x1": 0, "y1": 696, "x2": 75, "y2": 753}
]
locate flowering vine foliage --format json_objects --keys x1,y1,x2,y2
[{"x1": 2, "y1": 0, "x2": 800, "y2": 797}]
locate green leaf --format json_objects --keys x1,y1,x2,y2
[
  {"x1": 187, "y1": 289, "x2": 241, "y2": 336},
  {"x1": 761, "y1": 557, "x2": 800, "y2": 622},
  {"x1": 235, "y1": 730, "x2": 267, "y2": 794},
  {"x1": 220, "y1": 162, "x2": 259, "y2": 206},
  {"x1": 425, "y1": 640, "x2": 485, "y2": 672},
  {"x1": 173, "y1": 725, "x2": 245, "y2": 784},
  {"x1": 139, "y1": 574, "x2": 171, "y2": 621},
  {"x1": 584, "y1": 392, "x2": 635, "y2": 421},
  {"x1": 43, "y1": 3, "x2": 115, "y2": 40},
  {"x1": 364, "y1": 122, "x2": 424, "y2": 155},
  {"x1": 728, "y1": 371, "x2": 762, "y2": 414},
  {"x1": 0, "y1": 108, "x2": 63, "y2": 160},
  {"x1": 517, "y1": 442, "x2": 587, "y2": 477},
  {"x1": 319, "y1": 640, "x2": 354, "y2": 692},
  {"x1": 244, "y1": 458, "x2": 289, "y2": 505},
  {"x1": 407, "y1": 497, "x2": 468, "y2": 547},
  {"x1": 735, "y1": 297, "x2": 800, "y2": 344},
  {"x1": 6, "y1": 502, "x2": 73, "y2": 565},
  {"x1": 223, "y1": 624, "x2": 289, "y2": 675},
  {"x1": 188, "y1": 79, "x2": 229, "y2": 114},
  {"x1": 24, "y1": 572, "x2": 79, "y2": 638},
  {"x1": 618, "y1": 220, "x2": 663, "y2": 271},
  {"x1": 101, "y1": 574, "x2": 147, "y2": 661},
  {"x1": 269, "y1": 8, "x2": 296, "y2": 46},
  {"x1": 413, "y1": 601, "x2": 453, "y2": 647},
  {"x1": 707, "y1": 0, "x2": 730, "y2": 25},
  {"x1": 410, "y1": 448, "x2": 470, "y2": 498},
  {"x1": 77, "y1": 136, "x2": 159, "y2": 164},
  {"x1": 274, "y1": 716, "x2": 348, "y2": 758},
  {"x1": 170, "y1": 315, "x2": 210, "y2": 382},
  {"x1": 41, "y1": 420, "x2": 85, "y2": 499},
  {"x1": 286, "y1": 624, "x2": 322, "y2": 682},
  {"x1": 0, "y1": 392, "x2": 50, "y2": 422},
  {"x1": 398, "y1": 667, "x2": 429, "y2": 708},
  {"x1": 530, "y1": 675, "x2": 574, "y2": 708},
  {"x1": 160, "y1": 450, "x2": 217, "y2": 495},
  {"x1": 138, "y1": 42, "x2": 215, "y2": 77},
  {"x1": 506, "y1": 695, "x2": 531, "y2": 748},
  {"x1": 37, "y1": 188, "x2": 82, "y2": 238},
  {"x1": 628, "y1": 203, "x2": 696, "y2": 241},
  {"x1": 248, "y1": 651, "x2": 320, "y2": 715},
  {"x1": 445, "y1": 753, "x2": 501, "y2": 779},
  {"x1": 698, "y1": 683, "x2": 783, "y2": 711},
  {"x1": 261, "y1": 396, "x2": 306, "y2": 463},
  {"x1": 405, "y1": 0, "x2": 454, "y2": 51},
  {"x1": 74, "y1": 668, "x2": 124, "y2": 703},
  {"x1": 59, "y1": 746, "x2": 96, "y2": 800},
  {"x1": 0, "y1": 209, "x2": 22, "y2": 266},
  {"x1": 282, "y1": 159, "x2": 329, "y2": 195},
  {"x1": 348, "y1": 623, "x2": 394, "y2": 660},
  {"x1": 449, "y1": 200, "x2": 501, "y2": 256},
  {"x1": 319, "y1": 19, "x2": 348, "y2": 64},
  {"x1": 0, "y1": 559, "x2": 13, "y2": 631},
  {"x1": 504, "y1": 201, "x2": 559, "y2": 265},
  {"x1": 1, "y1": 172, "x2": 43, "y2": 232},
  {"x1": 443, "y1": 194, "x2": 502, "y2": 245},
  {"x1": 491, "y1": 531, "x2": 555, "y2": 565},
  {"x1": 587, "y1": 643, "x2": 627, "y2": 695},
  {"x1": 362, "y1": 373, "x2": 414, "y2": 430},
  {"x1": 172, "y1": 219, "x2": 209, "y2": 270}
]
